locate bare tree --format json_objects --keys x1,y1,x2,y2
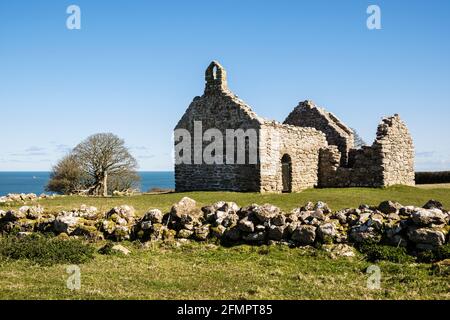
[
  {"x1": 72, "y1": 133, "x2": 139, "y2": 196},
  {"x1": 46, "y1": 154, "x2": 89, "y2": 194},
  {"x1": 351, "y1": 127, "x2": 368, "y2": 148}
]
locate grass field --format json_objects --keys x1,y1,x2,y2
[
  {"x1": 0, "y1": 185, "x2": 449, "y2": 300},
  {"x1": 0, "y1": 241, "x2": 449, "y2": 300},
  {"x1": 2, "y1": 185, "x2": 449, "y2": 216}
]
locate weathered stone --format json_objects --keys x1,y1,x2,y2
[
  {"x1": 113, "y1": 225, "x2": 131, "y2": 241},
  {"x1": 286, "y1": 212, "x2": 299, "y2": 223},
  {"x1": 170, "y1": 197, "x2": 199, "y2": 219},
  {"x1": 271, "y1": 214, "x2": 286, "y2": 226},
  {"x1": 407, "y1": 227, "x2": 445, "y2": 247},
  {"x1": 210, "y1": 210, "x2": 228, "y2": 226},
  {"x1": 254, "y1": 224, "x2": 265, "y2": 232},
  {"x1": 387, "y1": 234, "x2": 408, "y2": 247},
  {"x1": 220, "y1": 202, "x2": 240, "y2": 214},
  {"x1": 76, "y1": 205, "x2": 99, "y2": 220},
  {"x1": 179, "y1": 213, "x2": 201, "y2": 230},
  {"x1": 317, "y1": 223, "x2": 337, "y2": 242},
  {"x1": 310, "y1": 209, "x2": 326, "y2": 221},
  {"x1": 349, "y1": 225, "x2": 380, "y2": 243},
  {"x1": 194, "y1": 225, "x2": 210, "y2": 241},
  {"x1": 162, "y1": 227, "x2": 177, "y2": 241},
  {"x1": 106, "y1": 205, "x2": 136, "y2": 224},
  {"x1": 54, "y1": 214, "x2": 80, "y2": 234},
  {"x1": 253, "y1": 204, "x2": 280, "y2": 223},
  {"x1": 268, "y1": 225, "x2": 286, "y2": 241},
  {"x1": 143, "y1": 209, "x2": 163, "y2": 224},
  {"x1": 224, "y1": 226, "x2": 241, "y2": 241},
  {"x1": 378, "y1": 201, "x2": 402, "y2": 214},
  {"x1": 356, "y1": 212, "x2": 371, "y2": 225},
  {"x1": 301, "y1": 202, "x2": 315, "y2": 211},
  {"x1": 72, "y1": 225, "x2": 104, "y2": 240},
  {"x1": 367, "y1": 215, "x2": 384, "y2": 231},
  {"x1": 222, "y1": 213, "x2": 239, "y2": 228},
  {"x1": 238, "y1": 217, "x2": 254, "y2": 233},
  {"x1": 140, "y1": 221, "x2": 152, "y2": 230},
  {"x1": 291, "y1": 225, "x2": 316, "y2": 245},
  {"x1": 101, "y1": 220, "x2": 116, "y2": 235},
  {"x1": 19, "y1": 205, "x2": 44, "y2": 220},
  {"x1": 210, "y1": 225, "x2": 226, "y2": 238},
  {"x1": 314, "y1": 201, "x2": 331, "y2": 214},
  {"x1": 177, "y1": 229, "x2": 194, "y2": 239},
  {"x1": 411, "y1": 208, "x2": 447, "y2": 226},
  {"x1": 423, "y1": 199, "x2": 444, "y2": 211},
  {"x1": 323, "y1": 244, "x2": 356, "y2": 259},
  {"x1": 286, "y1": 222, "x2": 300, "y2": 235},
  {"x1": 242, "y1": 232, "x2": 265, "y2": 242},
  {"x1": 333, "y1": 210, "x2": 348, "y2": 224},
  {"x1": 3, "y1": 210, "x2": 26, "y2": 222}
]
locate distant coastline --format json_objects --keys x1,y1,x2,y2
[{"x1": 0, "y1": 171, "x2": 175, "y2": 196}]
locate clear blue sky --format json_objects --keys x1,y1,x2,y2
[{"x1": 0, "y1": 0, "x2": 449, "y2": 171}]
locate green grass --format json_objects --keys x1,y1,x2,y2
[
  {"x1": 0, "y1": 185, "x2": 449, "y2": 300},
  {"x1": 2, "y1": 185, "x2": 449, "y2": 216},
  {"x1": 0, "y1": 242, "x2": 448, "y2": 300},
  {"x1": 0, "y1": 234, "x2": 95, "y2": 266}
]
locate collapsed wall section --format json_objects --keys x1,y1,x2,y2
[{"x1": 318, "y1": 114, "x2": 415, "y2": 187}]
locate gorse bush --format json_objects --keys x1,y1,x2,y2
[
  {"x1": 358, "y1": 243, "x2": 414, "y2": 263},
  {"x1": 0, "y1": 234, "x2": 95, "y2": 265},
  {"x1": 98, "y1": 242, "x2": 115, "y2": 255},
  {"x1": 417, "y1": 244, "x2": 450, "y2": 263}
]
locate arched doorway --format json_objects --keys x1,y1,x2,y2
[{"x1": 281, "y1": 154, "x2": 292, "y2": 193}]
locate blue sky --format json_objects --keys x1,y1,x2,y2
[{"x1": 0, "y1": 0, "x2": 449, "y2": 171}]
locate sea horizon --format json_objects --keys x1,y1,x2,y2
[{"x1": 0, "y1": 171, "x2": 175, "y2": 196}]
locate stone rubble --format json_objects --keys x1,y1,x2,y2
[{"x1": 0, "y1": 193, "x2": 57, "y2": 204}]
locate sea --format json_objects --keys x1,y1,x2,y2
[{"x1": 0, "y1": 172, "x2": 175, "y2": 196}]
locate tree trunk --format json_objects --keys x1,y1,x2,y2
[{"x1": 103, "y1": 171, "x2": 108, "y2": 197}]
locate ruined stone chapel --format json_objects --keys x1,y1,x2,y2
[{"x1": 174, "y1": 61, "x2": 415, "y2": 193}]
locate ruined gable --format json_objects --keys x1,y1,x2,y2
[
  {"x1": 284, "y1": 100, "x2": 354, "y2": 165},
  {"x1": 175, "y1": 61, "x2": 264, "y2": 132},
  {"x1": 174, "y1": 61, "x2": 264, "y2": 192}
]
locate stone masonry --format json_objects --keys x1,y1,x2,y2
[
  {"x1": 174, "y1": 61, "x2": 415, "y2": 192},
  {"x1": 318, "y1": 114, "x2": 415, "y2": 187},
  {"x1": 284, "y1": 100, "x2": 355, "y2": 166}
]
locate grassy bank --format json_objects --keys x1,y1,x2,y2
[
  {"x1": 0, "y1": 242, "x2": 448, "y2": 300},
  {"x1": 2, "y1": 185, "x2": 450, "y2": 216}
]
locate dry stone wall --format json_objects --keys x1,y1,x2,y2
[{"x1": 1, "y1": 198, "x2": 448, "y2": 257}]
